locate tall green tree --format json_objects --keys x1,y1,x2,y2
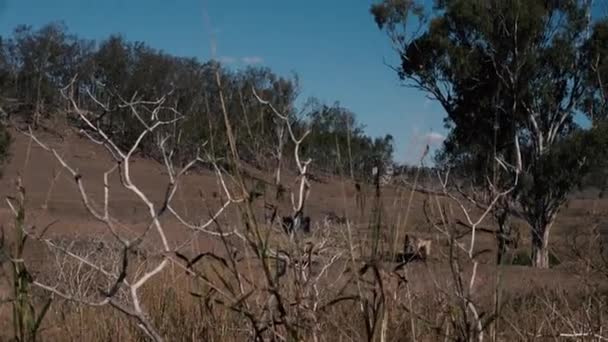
[
  {"x1": 304, "y1": 101, "x2": 394, "y2": 180},
  {"x1": 0, "y1": 123, "x2": 10, "y2": 172},
  {"x1": 0, "y1": 36, "x2": 11, "y2": 174},
  {"x1": 11, "y1": 23, "x2": 76, "y2": 125},
  {"x1": 583, "y1": 18, "x2": 608, "y2": 124},
  {"x1": 0, "y1": 21, "x2": 394, "y2": 188},
  {"x1": 372, "y1": 0, "x2": 608, "y2": 268}
]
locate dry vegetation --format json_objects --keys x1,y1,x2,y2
[
  {"x1": 0, "y1": 77, "x2": 606, "y2": 342},
  {"x1": 0, "y1": 1, "x2": 607, "y2": 340}
]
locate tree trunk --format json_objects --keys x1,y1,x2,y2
[
  {"x1": 274, "y1": 124, "x2": 285, "y2": 186},
  {"x1": 531, "y1": 219, "x2": 554, "y2": 268},
  {"x1": 34, "y1": 71, "x2": 42, "y2": 128},
  {"x1": 495, "y1": 209, "x2": 510, "y2": 265}
]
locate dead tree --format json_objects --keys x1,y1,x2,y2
[
  {"x1": 22, "y1": 77, "x2": 239, "y2": 341},
  {"x1": 426, "y1": 166, "x2": 519, "y2": 342}
]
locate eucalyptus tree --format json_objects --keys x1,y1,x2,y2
[{"x1": 372, "y1": 0, "x2": 608, "y2": 267}]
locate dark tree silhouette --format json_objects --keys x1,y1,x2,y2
[
  {"x1": 372, "y1": 0, "x2": 608, "y2": 268},
  {"x1": 0, "y1": 21, "x2": 394, "y2": 185}
]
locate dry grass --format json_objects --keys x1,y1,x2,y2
[
  {"x1": 14, "y1": 252, "x2": 608, "y2": 341},
  {"x1": 0, "y1": 115, "x2": 607, "y2": 341},
  {"x1": 2, "y1": 207, "x2": 606, "y2": 341}
]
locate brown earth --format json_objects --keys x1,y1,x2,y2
[
  {"x1": 0, "y1": 121, "x2": 607, "y2": 340},
  {"x1": 0, "y1": 121, "x2": 605, "y2": 280}
]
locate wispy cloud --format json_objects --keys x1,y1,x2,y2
[
  {"x1": 241, "y1": 56, "x2": 264, "y2": 65},
  {"x1": 219, "y1": 56, "x2": 237, "y2": 64},
  {"x1": 218, "y1": 56, "x2": 264, "y2": 66},
  {"x1": 424, "y1": 132, "x2": 445, "y2": 145}
]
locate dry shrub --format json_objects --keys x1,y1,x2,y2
[{"x1": 2, "y1": 76, "x2": 608, "y2": 342}]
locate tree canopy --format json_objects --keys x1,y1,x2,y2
[
  {"x1": 372, "y1": 0, "x2": 608, "y2": 268},
  {"x1": 0, "y1": 22, "x2": 393, "y2": 182}
]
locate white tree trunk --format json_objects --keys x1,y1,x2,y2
[{"x1": 531, "y1": 219, "x2": 554, "y2": 268}]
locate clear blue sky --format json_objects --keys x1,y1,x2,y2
[{"x1": 0, "y1": 1, "x2": 604, "y2": 164}]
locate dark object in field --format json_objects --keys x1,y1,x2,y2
[
  {"x1": 281, "y1": 212, "x2": 311, "y2": 235},
  {"x1": 307, "y1": 172, "x2": 327, "y2": 183},
  {"x1": 264, "y1": 203, "x2": 278, "y2": 224},
  {"x1": 398, "y1": 234, "x2": 431, "y2": 263},
  {"x1": 323, "y1": 211, "x2": 347, "y2": 225}
]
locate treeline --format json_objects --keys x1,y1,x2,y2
[{"x1": 0, "y1": 22, "x2": 394, "y2": 180}]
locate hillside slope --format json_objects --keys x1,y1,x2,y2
[{"x1": 0, "y1": 123, "x2": 431, "y2": 242}]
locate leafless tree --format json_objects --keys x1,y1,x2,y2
[
  {"x1": 12, "y1": 70, "x2": 370, "y2": 341},
  {"x1": 410, "y1": 159, "x2": 519, "y2": 342},
  {"x1": 18, "y1": 75, "x2": 238, "y2": 341}
]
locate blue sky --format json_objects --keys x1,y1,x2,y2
[
  {"x1": 0, "y1": 1, "x2": 604, "y2": 164},
  {"x1": 0, "y1": 0, "x2": 446, "y2": 164}
]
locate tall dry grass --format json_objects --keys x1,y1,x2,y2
[{"x1": 0, "y1": 71, "x2": 607, "y2": 341}]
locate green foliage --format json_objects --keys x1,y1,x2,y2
[
  {"x1": 0, "y1": 122, "x2": 11, "y2": 171},
  {"x1": 372, "y1": 0, "x2": 608, "y2": 267},
  {"x1": 2, "y1": 181, "x2": 52, "y2": 342},
  {"x1": 6, "y1": 22, "x2": 85, "y2": 124},
  {"x1": 372, "y1": 0, "x2": 595, "y2": 160},
  {"x1": 582, "y1": 18, "x2": 608, "y2": 124},
  {"x1": 303, "y1": 101, "x2": 394, "y2": 179},
  {"x1": 0, "y1": 22, "x2": 393, "y2": 179}
]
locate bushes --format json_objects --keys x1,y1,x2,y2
[
  {"x1": 0, "y1": 22, "x2": 393, "y2": 179},
  {"x1": 0, "y1": 122, "x2": 10, "y2": 170},
  {"x1": 511, "y1": 249, "x2": 561, "y2": 267}
]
